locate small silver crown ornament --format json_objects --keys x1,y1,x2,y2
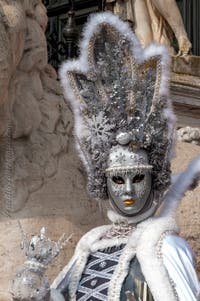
[{"x1": 11, "y1": 223, "x2": 71, "y2": 301}]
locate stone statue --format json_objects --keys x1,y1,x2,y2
[
  {"x1": 0, "y1": 2, "x2": 101, "y2": 299},
  {"x1": 0, "y1": 0, "x2": 72, "y2": 213},
  {"x1": 177, "y1": 126, "x2": 200, "y2": 145},
  {"x1": 106, "y1": 0, "x2": 192, "y2": 55}
]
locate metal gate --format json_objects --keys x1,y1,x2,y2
[
  {"x1": 177, "y1": 0, "x2": 200, "y2": 56},
  {"x1": 44, "y1": 0, "x2": 104, "y2": 69}
]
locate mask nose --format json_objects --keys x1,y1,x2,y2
[{"x1": 125, "y1": 178, "x2": 133, "y2": 195}]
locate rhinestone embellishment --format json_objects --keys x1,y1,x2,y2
[
  {"x1": 91, "y1": 279, "x2": 97, "y2": 287},
  {"x1": 99, "y1": 261, "x2": 107, "y2": 268}
]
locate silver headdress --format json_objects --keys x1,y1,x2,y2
[{"x1": 60, "y1": 12, "x2": 176, "y2": 202}]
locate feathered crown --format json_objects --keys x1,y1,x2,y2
[{"x1": 60, "y1": 12, "x2": 176, "y2": 201}]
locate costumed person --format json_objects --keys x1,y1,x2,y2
[
  {"x1": 11, "y1": 12, "x2": 200, "y2": 301},
  {"x1": 51, "y1": 12, "x2": 200, "y2": 301}
]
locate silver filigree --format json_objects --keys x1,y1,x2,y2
[
  {"x1": 11, "y1": 224, "x2": 71, "y2": 301},
  {"x1": 85, "y1": 111, "x2": 115, "y2": 149}
]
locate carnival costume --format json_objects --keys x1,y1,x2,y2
[
  {"x1": 50, "y1": 12, "x2": 200, "y2": 301},
  {"x1": 12, "y1": 12, "x2": 200, "y2": 301}
]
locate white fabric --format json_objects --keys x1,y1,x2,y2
[{"x1": 162, "y1": 234, "x2": 199, "y2": 301}]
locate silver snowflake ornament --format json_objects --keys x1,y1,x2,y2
[{"x1": 85, "y1": 111, "x2": 114, "y2": 149}]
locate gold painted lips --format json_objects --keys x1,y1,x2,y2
[{"x1": 124, "y1": 199, "x2": 135, "y2": 206}]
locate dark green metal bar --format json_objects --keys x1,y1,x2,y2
[{"x1": 46, "y1": 0, "x2": 98, "y2": 17}]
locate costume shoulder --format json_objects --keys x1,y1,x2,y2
[
  {"x1": 162, "y1": 234, "x2": 199, "y2": 301},
  {"x1": 51, "y1": 224, "x2": 110, "y2": 290}
]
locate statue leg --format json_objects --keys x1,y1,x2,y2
[
  {"x1": 133, "y1": 0, "x2": 153, "y2": 47},
  {"x1": 151, "y1": 0, "x2": 192, "y2": 55}
]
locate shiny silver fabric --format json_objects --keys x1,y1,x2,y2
[
  {"x1": 122, "y1": 256, "x2": 154, "y2": 301},
  {"x1": 125, "y1": 282, "x2": 154, "y2": 301},
  {"x1": 106, "y1": 146, "x2": 153, "y2": 217},
  {"x1": 162, "y1": 235, "x2": 199, "y2": 301}
]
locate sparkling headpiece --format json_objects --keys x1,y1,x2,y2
[{"x1": 60, "y1": 12, "x2": 176, "y2": 201}]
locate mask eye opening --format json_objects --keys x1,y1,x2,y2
[
  {"x1": 112, "y1": 176, "x2": 125, "y2": 184},
  {"x1": 132, "y1": 174, "x2": 145, "y2": 183}
]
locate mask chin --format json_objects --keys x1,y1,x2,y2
[
  {"x1": 108, "y1": 189, "x2": 155, "y2": 218},
  {"x1": 107, "y1": 197, "x2": 158, "y2": 225}
]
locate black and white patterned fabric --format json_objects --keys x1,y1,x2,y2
[{"x1": 76, "y1": 245, "x2": 125, "y2": 301}]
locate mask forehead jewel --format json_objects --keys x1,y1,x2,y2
[{"x1": 116, "y1": 132, "x2": 132, "y2": 145}]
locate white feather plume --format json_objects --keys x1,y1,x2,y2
[{"x1": 160, "y1": 156, "x2": 200, "y2": 217}]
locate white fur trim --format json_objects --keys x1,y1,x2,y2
[
  {"x1": 141, "y1": 42, "x2": 170, "y2": 96},
  {"x1": 51, "y1": 225, "x2": 110, "y2": 289},
  {"x1": 107, "y1": 209, "x2": 130, "y2": 224},
  {"x1": 50, "y1": 288, "x2": 65, "y2": 301},
  {"x1": 51, "y1": 254, "x2": 77, "y2": 289},
  {"x1": 137, "y1": 217, "x2": 179, "y2": 301},
  {"x1": 59, "y1": 11, "x2": 171, "y2": 106}
]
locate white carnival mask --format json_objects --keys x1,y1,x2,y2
[{"x1": 106, "y1": 145, "x2": 153, "y2": 217}]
